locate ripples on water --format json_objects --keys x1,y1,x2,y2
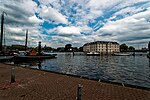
[{"x1": 18, "y1": 52, "x2": 150, "y2": 88}]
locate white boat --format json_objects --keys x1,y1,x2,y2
[
  {"x1": 86, "y1": 52, "x2": 100, "y2": 56},
  {"x1": 113, "y1": 53, "x2": 132, "y2": 56}
]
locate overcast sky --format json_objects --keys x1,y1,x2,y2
[{"x1": 0, "y1": 0, "x2": 150, "y2": 48}]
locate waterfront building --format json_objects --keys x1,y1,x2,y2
[{"x1": 83, "y1": 41, "x2": 120, "y2": 54}]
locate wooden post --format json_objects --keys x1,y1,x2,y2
[
  {"x1": 73, "y1": 51, "x2": 75, "y2": 56},
  {"x1": 38, "y1": 61, "x2": 41, "y2": 70},
  {"x1": 148, "y1": 41, "x2": 150, "y2": 56},
  {"x1": 148, "y1": 42, "x2": 150, "y2": 66},
  {"x1": 38, "y1": 41, "x2": 41, "y2": 55},
  {"x1": 77, "y1": 84, "x2": 82, "y2": 100},
  {"x1": 11, "y1": 65, "x2": 15, "y2": 83}
]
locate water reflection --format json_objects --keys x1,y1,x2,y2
[{"x1": 17, "y1": 52, "x2": 150, "y2": 88}]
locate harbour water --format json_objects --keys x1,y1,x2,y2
[{"x1": 17, "y1": 52, "x2": 150, "y2": 88}]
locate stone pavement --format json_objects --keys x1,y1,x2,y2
[{"x1": 0, "y1": 63, "x2": 150, "y2": 100}]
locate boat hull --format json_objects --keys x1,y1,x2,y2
[
  {"x1": 86, "y1": 52, "x2": 100, "y2": 56},
  {"x1": 14, "y1": 55, "x2": 56, "y2": 62},
  {"x1": 112, "y1": 53, "x2": 132, "y2": 56}
]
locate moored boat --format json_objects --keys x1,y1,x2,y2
[
  {"x1": 13, "y1": 51, "x2": 57, "y2": 62},
  {"x1": 14, "y1": 55, "x2": 56, "y2": 61},
  {"x1": 86, "y1": 52, "x2": 100, "y2": 56},
  {"x1": 112, "y1": 53, "x2": 132, "y2": 56}
]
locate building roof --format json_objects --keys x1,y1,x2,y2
[{"x1": 83, "y1": 41, "x2": 119, "y2": 46}]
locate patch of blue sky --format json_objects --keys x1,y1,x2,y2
[
  {"x1": 104, "y1": 1, "x2": 148, "y2": 22},
  {"x1": 93, "y1": 24, "x2": 104, "y2": 32},
  {"x1": 88, "y1": 10, "x2": 116, "y2": 31},
  {"x1": 41, "y1": 21, "x2": 66, "y2": 30},
  {"x1": 87, "y1": 1, "x2": 148, "y2": 32},
  {"x1": 111, "y1": 9, "x2": 147, "y2": 21},
  {"x1": 39, "y1": 29, "x2": 56, "y2": 40},
  {"x1": 111, "y1": 15, "x2": 124, "y2": 21},
  {"x1": 141, "y1": 2, "x2": 150, "y2": 8},
  {"x1": 35, "y1": 12, "x2": 42, "y2": 20},
  {"x1": 67, "y1": 7, "x2": 77, "y2": 21},
  {"x1": 114, "y1": 1, "x2": 148, "y2": 11},
  {"x1": 33, "y1": 0, "x2": 40, "y2": 6},
  {"x1": 116, "y1": 1, "x2": 148, "y2": 13}
]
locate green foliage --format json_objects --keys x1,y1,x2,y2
[
  {"x1": 120, "y1": 44, "x2": 135, "y2": 52},
  {"x1": 128, "y1": 46, "x2": 135, "y2": 51},
  {"x1": 120, "y1": 44, "x2": 128, "y2": 51},
  {"x1": 7, "y1": 45, "x2": 25, "y2": 51},
  {"x1": 79, "y1": 47, "x2": 83, "y2": 52},
  {"x1": 43, "y1": 46, "x2": 53, "y2": 51},
  {"x1": 65, "y1": 44, "x2": 72, "y2": 52}
]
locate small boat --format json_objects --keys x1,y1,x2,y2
[
  {"x1": 13, "y1": 51, "x2": 57, "y2": 62},
  {"x1": 86, "y1": 52, "x2": 100, "y2": 56},
  {"x1": 41, "y1": 51, "x2": 57, "y2": 56}
]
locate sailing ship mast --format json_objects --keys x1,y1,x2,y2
[
  {"x1": 0, "y1": 11, "x2": 7, "y2": 52},
  {"x1": 25, "y1": 29, "x2": 28, "y2": 51}
]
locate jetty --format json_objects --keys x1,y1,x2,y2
[{"x1": 0, "y1": 63, "x2": 149, "y2": 100}]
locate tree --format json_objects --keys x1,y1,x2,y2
[
  {"x1": 65, "y1": 44, "x2": 72, "y2": 52},
  {"x1": 120, "y1": 44, "x2": 128, "y2": 52},
  {"x1": 72, "y1": 47, "x2": 78, "y2": 52},
  {"x1": 79, "y1": 47, "x2": 83, "y2": 52},
  {"x1": 128, "y1": 46, "x2": 135, "y2": 51},
  {"x1": 42, "y1": 45, "x2": 53, "y2": 51},
  {"x1": 57, "y1": 47, "x2": 65, "y2": 52}
]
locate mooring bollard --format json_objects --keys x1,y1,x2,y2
[
  {"x1": 38, "y1": 61, "x2": 41, "y2": 70},
  {"x1": 11, "y1": 65, "x2": 15, "y2": 83},
  {"x1": 73, "y1": 51, "x2": 75, "y2": 56},
  {"x1": 77, "y1": 84, "x2": 82, "y2": 100}
]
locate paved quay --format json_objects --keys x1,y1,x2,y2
[{"x1": 0, "y1": 63, "x2": 150, "y2": 100}]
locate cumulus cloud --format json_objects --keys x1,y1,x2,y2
[
  {"x1": 0, "y1": 0, "x2": 150, "y2": 48},
  {"x1": 56, "y1": 26, "x2": 81, "y2": 35},
  {"x1": 0, "y1": 0, "x2": 44, "y2": 47},
  {"x1": 95, "y1": 8, "x2": 150, "y2": 46},
  {"x1": 28, "y1": 15, "x2": 44, "y2": 24},
  {"x1": 39, "y1": 6, "x2": 69, "y2": 24}
]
